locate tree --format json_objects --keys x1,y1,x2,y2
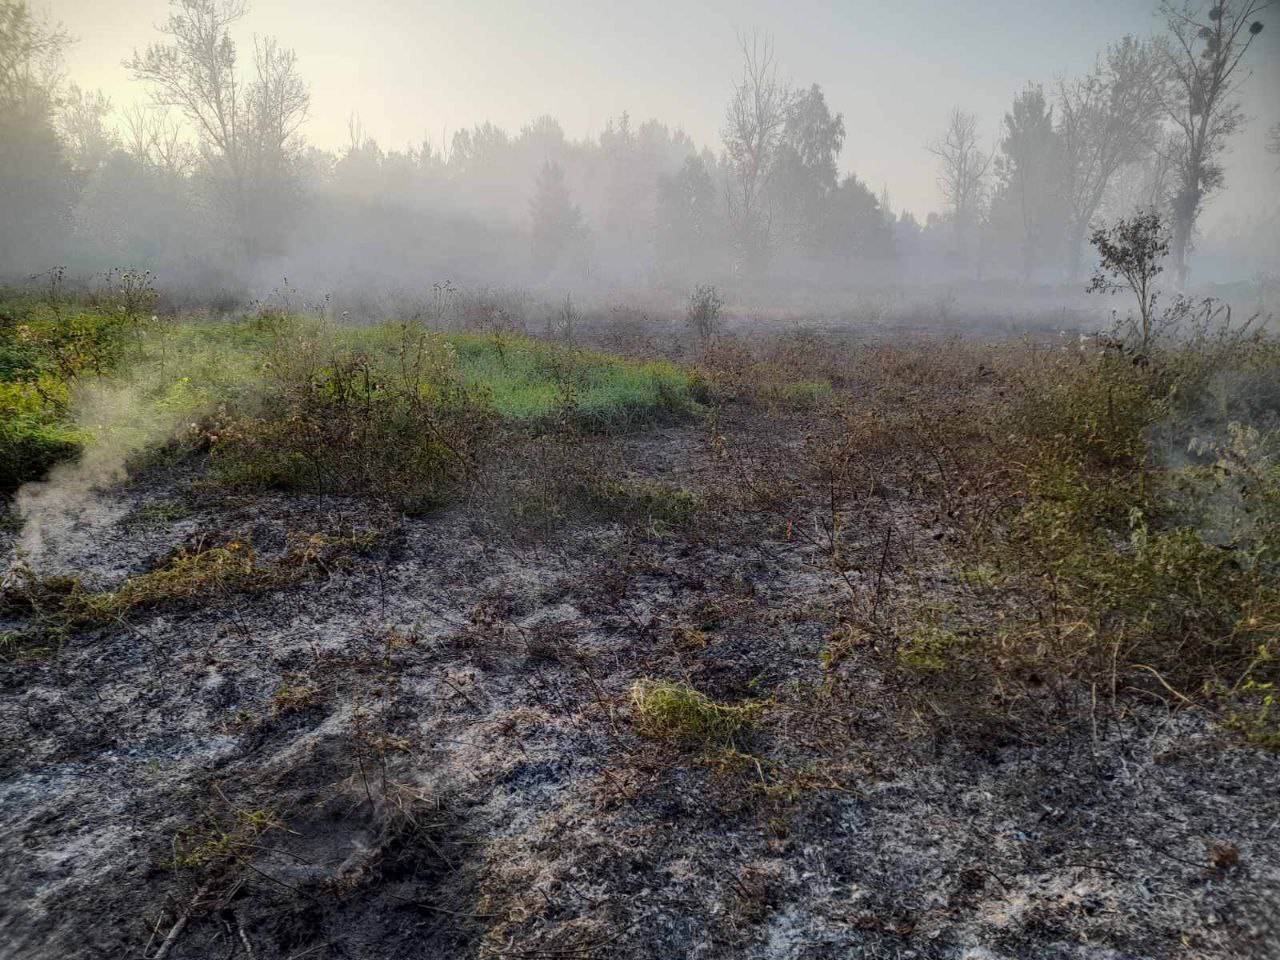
[
  {"x1": 721, "y1": 32, "x2": 794, "y2": 276},
  {"x1": 530, "y1": 160, "x2": 583, "y2": 277},
  {"x1": 1270, "y1": 121, "x2": 1280, "y2": 169},
  {"x1": 656, "y1": 154, "x2": 720, "y2": 278},
  {"x1": 927, "y1": 108, "x2": 991, "y2": 263},
  {"x1": 122, "y1": 103, "x2": 197, "y2": 175},
  {"x1": 771, "y1": 83, "x2": 845, "y2": 254},
  {"x1": 60, "y1": 83, "x2": 117, "y2": 174},
  {"x1": 1056, "y1": 36, "x2": 1165, "y2": 280},
  {"x1": 450, "y1": 121, "x2": 512, "y2": 175},
  {"x1": 0, "y1": 0, "x2": 73, "y2": 273},
  {"x1": 1159, "y1": 0, "x2": 1271, "y2": 287},
  {"x1": 1088, "y1": 209, "x2": 1169, "y2": 350},
  {"x1": 127, "y1": 0, "x2": 310, "y2": 258},
  {"x1": 816, "y1": 175, "x2": 894, "y2": 264},
  {"x1": 989, "y1": 85, "x2": 1064, "y2": 279}
]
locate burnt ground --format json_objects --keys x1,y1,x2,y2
[{"x1": 2, "y1": 405, "x2": 1279, "y2": 960}]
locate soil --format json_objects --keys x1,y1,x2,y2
[{"x1": 2, "y1": 407, "x2": 1278, "y2": 960}]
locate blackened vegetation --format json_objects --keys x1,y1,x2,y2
[{"x1": 1, "y1": 285, "x2": 1280, "y2": 958}]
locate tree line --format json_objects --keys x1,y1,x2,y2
[{"x1": 0, "y1": 0, "x2": 1273, "y2": 294}]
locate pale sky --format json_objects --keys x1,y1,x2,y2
[{"x1": 43, "y1": 0, "x2": 1280, "y2": 224}]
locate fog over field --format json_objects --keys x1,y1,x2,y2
[
  {"x1": 7, "y1": 5, "x2": 1280, "y2": 960},
  {"x1": 3, "y1": 0, "x2": 1278, "y2": 315}
]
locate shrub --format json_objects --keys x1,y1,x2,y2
[
  {"x1": 211, "y1": 321, "x2": 494, "y2": 512},
  {"x1": 686, "y1": 284, "x2": 723, "y2": 347},
  {"x1": 983, "y1": 332, "x2": 1280, "y2": 705},
  {"x1": 1088, "y1": 210, "x2": 1169, "y2": 352},
  {"x1": 0, "y1": 412, "x2": 81, "y2": 493}
]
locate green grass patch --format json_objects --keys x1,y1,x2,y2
[
  {"x1": 0, "y1": 293, "x2": 698, "y2": 504},
  {"x1": 447, "y1": 333, "x2": 694, "y2": 427}
]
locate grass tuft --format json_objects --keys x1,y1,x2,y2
[{"x1": 630, "y1": 679, "x2": 752, "y2": 746}]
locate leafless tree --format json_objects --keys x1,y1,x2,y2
[
  {"x1": 126, "y1": 0, "x2": 309, "y2": 254},
  {"x1": 721, "y1": 31, "x2": 793, "y2": 276},
  {"x1": 928, "y1": 108, "x2": 991, "y2": 261},
  {"x1": 243, "y1": 36, "x2": 308, "y2": 177},
  {"x1": 1159, "y1": 0, "x2": 1272, "y2": 287},
  {"x1": 1056, "y1": 36, "x2": 1165, "y2": 280},
  {"x1": 122, "y1": 102, "x2": 196, "y2": 175},
  {"x1": 1267, "y1": 120, "x2": 1279, "y2": 170},
  {"x1": 59, "y1": 83, "x2": 117, "y2": 172}
]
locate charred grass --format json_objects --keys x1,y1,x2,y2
[{"x1": 4, "y1": 293, "x2": 1280, "y2": 959}]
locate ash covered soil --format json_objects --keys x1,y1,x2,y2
[{"x1": 2, "y1": 408, "x2": 1278, "y2": 960}]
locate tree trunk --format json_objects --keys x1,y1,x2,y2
[
  {"x1": 1171, "y1": 134, "x2": 1206, "y2": 291},
  {"x1": 1066, "y1": 220, "x2": 1087, "y2": 283}
]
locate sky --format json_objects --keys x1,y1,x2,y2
[{"x1": 43, "y1": 0, "x2": 1280, "y2": 225}]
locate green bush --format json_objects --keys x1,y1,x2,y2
[
  {"x1": 990, "y1": 339, "x2": 1280, "y2": 704},
  {"x1": 0, "y1": 376, "x2": 82, "y2": 491},
  {"x1": 210, "y1": 323, "x2": 494, "y2": 512}
]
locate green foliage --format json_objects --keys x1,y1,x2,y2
[
  {"x1": 448, "y1": 333, "x2": 694, "y2": 428},
  {"x1": 0, "y1": 404, "x2": 81, "y2": 492},
  {"x1": 990, "y1": 334, "x2": 1280, "y2": 703},
  {"x1": 1088, "y1": 210, "x2": 1169, "y2": 349},
  {"x1": 0, "y1": 298, "x2": 95, "y2": 490},
  {"x1": 0, "y1": 291, "x2": 697, "y2": 506},
  {"x1": 211, "y1": 330, "x2": 485, "y2": 510}
]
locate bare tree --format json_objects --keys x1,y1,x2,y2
[
  {"x1": 1159, "y1": 0, "x2": 1271, "y2": 288},
  {"x1": 126, "y1": 0, "x2": 309, "y2": 255},
  {"x1": 1267, "y1": 120, "x2": 1280, "y2": 170},
  {"x1": 122, "y1": 103, "x2": 196, "y2": 175},
  {"x1": 927, "y1": 107, "x2": 991, "y2": 262},
  {"x1": 1056, "y1": 36, "x2": 1165, "y2": 280},
  {"x1": 243, "y1": 36, "x2": 308, "y2": 178},
  {"x1": 60, "y1": 83, "x2": 117, "y2": 173},
  {"x1": 721, "y1": 31, "x2": 793, "y2": 276}
]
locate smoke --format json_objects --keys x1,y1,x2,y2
[{"x1": 10, "y1": 378, "x2": 189, "y2": 570}]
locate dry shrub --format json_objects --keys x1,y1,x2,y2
[{"x1": 2, "y1": 528, "x2": 377, "y2": 630}]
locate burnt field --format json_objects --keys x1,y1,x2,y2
[{"x1": 2, "y1": 288, "x2": 1279, "y2": 960}]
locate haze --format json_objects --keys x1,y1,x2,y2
[
  {"x1": 4, "y1": 0, "x2": 1279, "y2": 307},
  {"x1": 49, "y1": 0, "x2": 1280, "y2": 223}
]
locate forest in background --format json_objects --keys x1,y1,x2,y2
[{"x1": 1, "y1": 0, "x2": 1278, "y2": 303}]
